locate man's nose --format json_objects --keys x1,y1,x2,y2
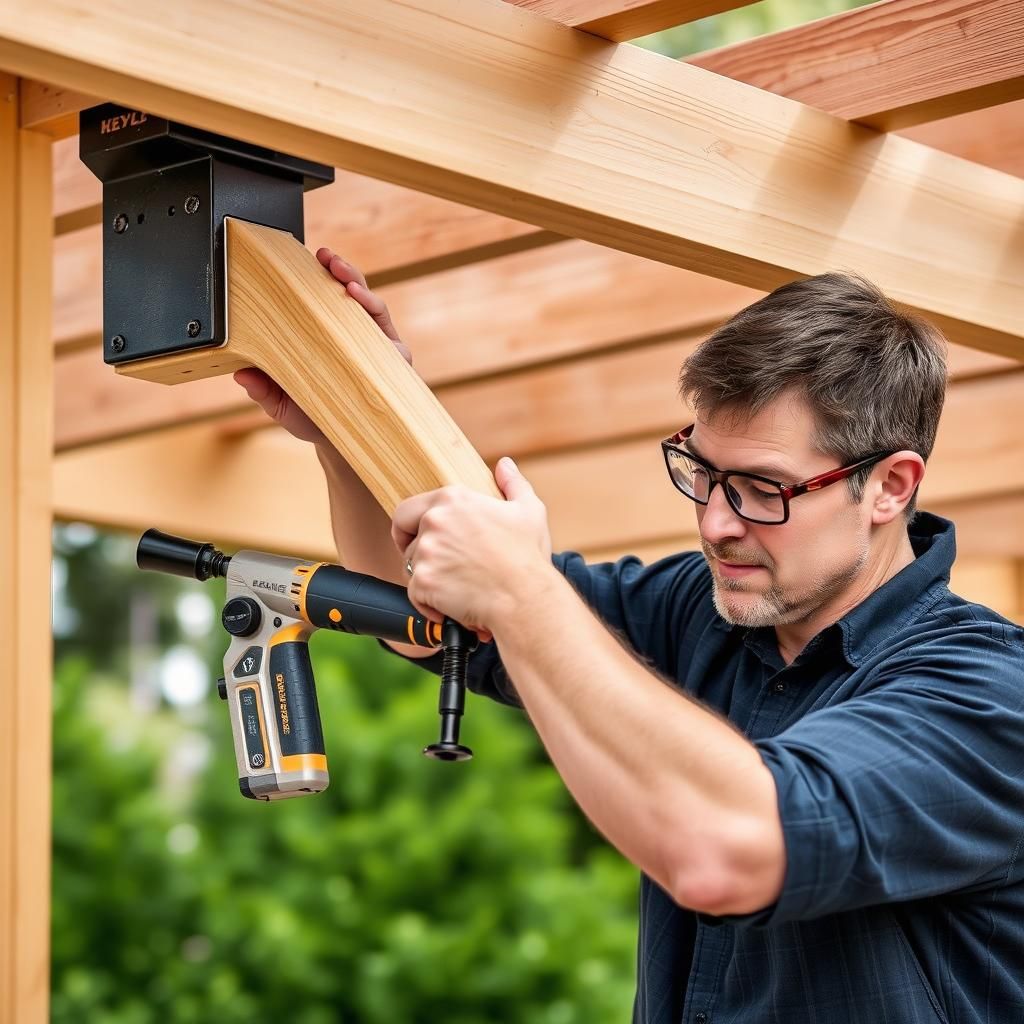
[{"x1": 697, "y1": 482, "x2": 748, "y2": 546}]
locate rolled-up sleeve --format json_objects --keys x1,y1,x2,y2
[{"x1": 720, "y1": 627, "x2": 1024, "y2": 928}]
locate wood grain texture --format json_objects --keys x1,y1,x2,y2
[
  {"x1": 691, "y1": 0, "x2": 1024, "y2": 130},
  {"x1": 1, "y1": 0, "x2": 1021, "y2": 357},
  {"x1": 54, "y1": 209, "x2": 1019, "y2": 455},
  {"x1": 53, "y1": 370, "x2": 1024, "y2": 563},
  {"x1": 900, "y1": 98, "x2": 1024, "y2": 175},
  {"x1": 0, "y1": 75, "x2": 53, "y2": 1024},
  {"x1": 509, "y1": 0, "x2": 754, "y2": 40},
  {"x1": 54, "y1": 422, "x2": 340, "y2": 560},
  {"x1": 115, "y1": 219, "x2": 499, "y2": 513},
  {"x1": 40, "y1": 67, "x2": 1024, "y2": 245},
  {"x1": 18, "y1": 79, "x2": 94, "y2": 136},
  {"x1": 55, "y1": 237, "x2": 764, "y2": 450}
]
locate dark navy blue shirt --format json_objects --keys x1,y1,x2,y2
[{"x1": 394, "y1": 513, "x2": 1024, "y2": 1023}]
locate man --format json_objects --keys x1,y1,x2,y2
[{"x1": 236, "y1": 249, "x2": 1024, "y2": 1023}]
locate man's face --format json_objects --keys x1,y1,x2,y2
[{"x1": 689, "y1": 396, "x2": 872, "y2": 629}]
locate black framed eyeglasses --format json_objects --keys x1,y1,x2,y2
[{"x1": 661, "y1": 424, "x2": 898, "y2": 525}]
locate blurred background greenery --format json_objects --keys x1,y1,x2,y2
[{"x1": 51, "y1": 3, "x2": 871, "y2": 1021}]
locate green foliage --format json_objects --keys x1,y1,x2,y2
[
  {"x1": 51, "y1": 548, "x2": 637, "y2": 1023},
  {"x1": 633, "y1": 0, "x2": 874, "y2": 59}
]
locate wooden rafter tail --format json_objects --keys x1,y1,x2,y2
[
  {"x1": 114, "y1": 219, "x2": 500, "y2": 514},
  {"x1": 692, "y1": 0, "x2": 1024, "y2": 131}
]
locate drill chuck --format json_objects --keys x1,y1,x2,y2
[{"x1": 137, "y1": 528, "x2": 231, "y2": 581}]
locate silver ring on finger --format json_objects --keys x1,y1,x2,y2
[{"x1": 405, "y1": 558, "x2": 414, "y2": 577}]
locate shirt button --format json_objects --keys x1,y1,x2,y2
[
  {"x1": 695, "y1": 1014, "x2": 709, "y2": 1024},
  {"x1": 773, "y1": 681, "x2": 787, "y2": 694}
]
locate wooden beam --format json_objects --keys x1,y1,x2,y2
[
  {"x1": 55, "y1": 301, "x2": 1019, "y2": 458},
  {"x1": 54, "y1": 232, "x2": 760, "y2": 391},
  {"x1": 51, "y1": 183, "x2": 561, "y2": 349},
  {"x1": 53, "y1": 418, "x2": 1024, "y2": 624},
  {"x1": 41, "y1": 75, "x2": 1024, "y2": 247},
  {"x1": 52, "y1": 399, "x2": 1024, "y2": 571},
  {"x1": 54, "y1": 423, "x2": 340, "y2": 561},
  {"x1": 900, "y1": 98, "x2": 1024, "y2": 175},
  {"x1": 57, "y1": 331, "x2": 704, "y2": 457},
  {"x1": 116, "y1": 218, "x2": 499, "y2": 514},
  {"x1": 1, "y1": 0, "x2": 1021, "y2": 358},
  {"x1": 17, "y1": 79, "x2": 93, "y2": 137},
  {"x1": 691, "y1": 0, "x2": 1024, "y2": 131},
  {"x1": 508, "y1": 1, "x2": 754, "y2": 41},
  {"x1": 0, "y1": 74, "x2": 53, "y2": 1024},
  {"x1": 54, "y1": 217, "x2": 1019, "y2": 455},
  {"x1": 930, "y1": 493, "x2": 1024, "y2": 559}
]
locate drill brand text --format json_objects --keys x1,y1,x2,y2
[
  {"x1": 253, "y1": 579, "x2": 287, "y2": 594},
  {"x1": 276, "y1": 673, "x2": 290, "y2": 734}
]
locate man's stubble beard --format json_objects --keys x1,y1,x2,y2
[{"x1": 703, "y1": 540, "x2": 869, "y2": 629}]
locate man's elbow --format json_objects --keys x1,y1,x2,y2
[{"x1": 668, "y1": 814, "x2": 786, "y2": 917}]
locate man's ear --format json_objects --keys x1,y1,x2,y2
[{"x1": 871, "y1": 452, "x2": 925, "y2": 524}]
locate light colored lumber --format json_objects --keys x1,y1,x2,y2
[
  {"x1": 1, "y1": 0, "x2": 1022, "y2": 358},
  {"x1": 900, "y1": 98, "x2": 1024, "y2": 175},
  {"x1": 54, "y1": 230, "x2": 759, "y2": 376},
  {"x1": 948, "y1": 557, "x2": 1021, "y2": 616},
  {"x1": 17, "y1": 79, "x2": 94, "y2": 137},
  {"x1": 55, "y1": 301, "x2": 1020, "y2": 457},
  {"x1": 52, "y1": 136, "x2": 98, "y2": 228},
  {"x1": 930, "y1": 493, "x2": 1024, "y2": 559},
  {"x1": 43, "y1": 71, "x2": 1024, "y2": 247},
  {"x1": 115, "y1": 218, "x2": 499, "y2": 514},
  {"x1": 54, "y1": 423, "x2": 340, "y2": 561},
  {"x1": 51, "y1": 421, "x2": 698, "y2": 557},
  {"x1": 52, "y1": 189, "x2": 561, "y2": 349},
  {"x1": 52, "y1": 395, "x2": 1024, "y2": 571},
  {"x1": 57, "y1": 330, "x2": 704, "y2": 456},
  {"x1": 691, "y1": 0, "x2": 1024, "y2": 131},
  {"x1": 509, "y1": 0, "x2": 754, "y2": 41},
  {"x1": 0, "y1": 74, "x2": 53, "y2": 1024}
]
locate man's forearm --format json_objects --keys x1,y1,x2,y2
[
  {"x1": 317, "y1": 445, "x2": 405, "y2": 583},
  {"x1": 490, "y1": 565, "x2": 786, "y2": 915},
  {"x1": 316, "y1": 445, "x2": 432, "y2": 659}
]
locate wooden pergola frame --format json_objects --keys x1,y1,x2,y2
[{"x1": 2, "y1": 1, "x2": 1022, "y2": 1019}]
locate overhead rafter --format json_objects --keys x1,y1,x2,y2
[
  {"x1": 1, "y1": 0, "x2": 1022, "y2": 359},
  {"x1": 54, "y1": 228, "x2": 1018, "y2": 455},
  {"x1": 508, "y1": 0, "x2": 755, "y2": 41},
  {"x1": 691, "y1": 0, "x2": 1024, "y2": 130}
]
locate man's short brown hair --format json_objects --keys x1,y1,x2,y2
[{"x1": 678, "y1": 273, "x2": 947, "y2": 517}]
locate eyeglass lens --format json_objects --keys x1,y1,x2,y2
[{"x1": 665, "y1": 449, "x2": 786, "y2": 524}]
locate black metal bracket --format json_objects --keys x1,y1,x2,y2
[{"x1": 79, "y1": 104, "x2": 334, "y2": 366}]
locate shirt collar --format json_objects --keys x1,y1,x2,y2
[
  {"x1": 835, "y1": 511, "x2": 955, "y2": 666},
  {"x1": 725, "y1": 512, "x2": 956, "y2": 669}
]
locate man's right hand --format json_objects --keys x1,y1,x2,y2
[{"x1": 233, "y1": 246, "x2": 412, "y2": 446}]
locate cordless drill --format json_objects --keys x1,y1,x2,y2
[{"x1": 137, "y1": 529, "x2": 477, "y2": 801}]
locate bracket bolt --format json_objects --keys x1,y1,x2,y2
[
  {"x1": 184, "y1": 195, "x2": 200, "y2": 215},
  {"x1": 111, "y1": 335, "x2": 126, "y2": 353},
  {"x1": 186, "y1": 320, "x2": 202, "y2": 338},
  {"x1": 113, "y1": 213, "x2": 129, "y2": 234}
]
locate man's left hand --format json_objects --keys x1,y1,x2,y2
[{"x1": 392, "y1": 457, "x2": 554, "y2": 641}]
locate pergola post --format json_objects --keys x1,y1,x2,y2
[{"x1": 0, "y1": 74, "x2": 53, "y2": 1024}]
